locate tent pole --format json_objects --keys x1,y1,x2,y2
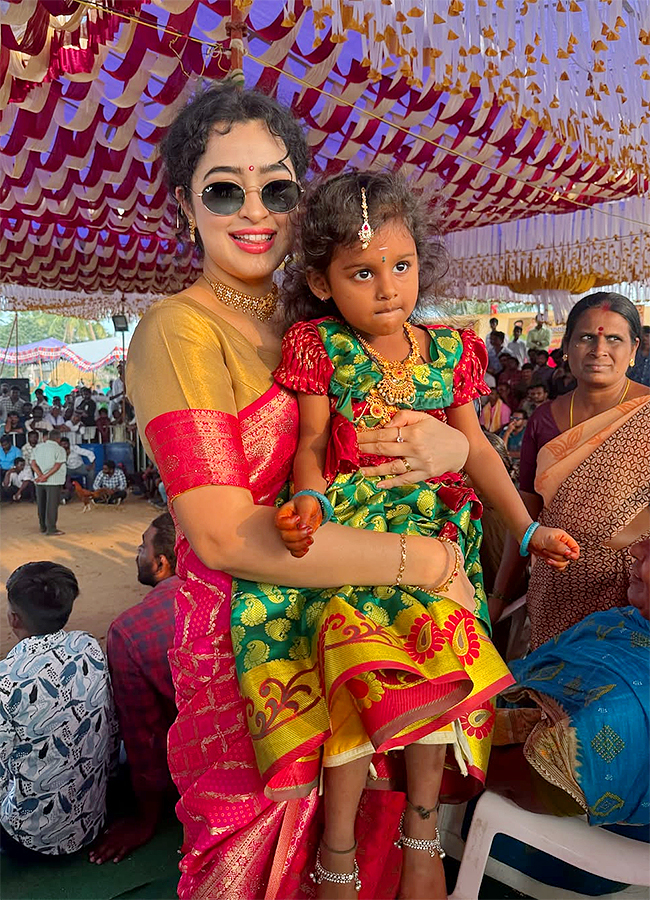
[
  {"x1": 14, "y1": 312, "x2": 18, "y2": 377},
  {"x1": 122, "y1": 330, "x2": 126, "y2": 426},
  {"x1": 0, "y1": 314, "x2": 17, "y2": 378}
]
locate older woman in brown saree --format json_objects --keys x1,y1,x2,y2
[{"x1": 490, "y1": 291, "x2": 650, "y2": 648}]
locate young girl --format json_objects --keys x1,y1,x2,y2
[{"x1": 230, "y1": 172, "x2": 578, "y2": 899}]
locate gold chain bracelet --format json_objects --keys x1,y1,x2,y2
[
  {"x1": 395, "y1": 534, "x2": 408, "y2": 586},
  {"x1": 430, "y1": 537, "x2": 462, "y2": 594}
]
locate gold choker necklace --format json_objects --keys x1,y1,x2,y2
[
  {"x1": 205, "y1": 277, "x2": 278, "y2": 322},
  {"x1": 353, "y1": 323, "x2": 421, "y2": 406}
]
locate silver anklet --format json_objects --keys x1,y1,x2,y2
[
  {"x1": 394, "y1": 811, "x2": 446, "y2": 859},
  {"x1": 311, "y1": 847, "x2": 362, "y2": 892}
]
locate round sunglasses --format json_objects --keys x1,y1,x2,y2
[{"x1": 190, "y1": 179, "x2": 303, "y2": 217}]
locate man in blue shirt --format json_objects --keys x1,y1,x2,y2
[{"x1": 0, "y1": 435, "x2": 20, "y2": 480}]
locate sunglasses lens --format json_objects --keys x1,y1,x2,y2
[
  {"x1": 261, "y1": 180, "x2": 301, "y2": 213},
  {"x1": 201, "y1": 182, "x2": 245, "y2": 215}
]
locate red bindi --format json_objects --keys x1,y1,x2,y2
[
  {"x1": 249, "y1": 165, "x2": 255, "y2": 171},
  {"x1": 597, "y1": 327, "x2": 604, "y2": 333}
]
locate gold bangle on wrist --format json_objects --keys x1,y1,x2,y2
[
  {"x1": 395, "y1": 534, "x2": 407, "y2": 586},
  {"x1": 431, "y1": 537, "x2": 462, "y2": 594}
]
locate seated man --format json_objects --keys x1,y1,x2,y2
[
  {"x1": 0, "y1": 562, "x2": 118, "y2": 856},
  {"x1": 499, "y1": 409, "x2": 528, "y2": 460},
  {"x1": 24, "y1": 406, "x2": 52, "y2": 440},
  {"x1": 95, "y1": 407, "x2": 111, "y2": 444},
  {"x1": 0, "y1": 435, "x2": 20, "y2": 481},
  {"x1": 90, "y1": 513, "x2": 179, "y2": 864},
  {"x1": 45, "y1": 398, "x2": 66, "y2": 429},
  {"x1": 60, "y1": 411, "x2": 84, "y2": 445},
  {"x1": 93, "y1": 460, "x2": 127, "y2": 504},
  {"x1": 521, "y1": 382, "x2": 549, "y2": 418},
  {"x1": 1, "y1": 457, "x2": 35, "y2": 503},
  {"x1": 60, "y1": 438, "x2": 95, "y2": 494},
  {"x1": 19, "y1": 430, "x2": 40, "y2": 476}
]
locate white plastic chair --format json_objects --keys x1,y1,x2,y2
[{"x1": 449, "y1": 790, "x2": 650, "y2": 900}]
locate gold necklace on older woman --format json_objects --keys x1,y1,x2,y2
[
  {"x1": 353, "y1": 322, "x2": 421, "y2": 406},
  {"x1": 204, "y1": 276, "x2": 278, "y2": 322},
  {"x1": 569, "y1": 377, "x2": 631, "y2": 429}
]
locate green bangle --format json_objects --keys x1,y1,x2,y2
[{"x1": 292, "y1": 489, "x2": 334, "y2": 524}]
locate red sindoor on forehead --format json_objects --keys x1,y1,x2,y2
[{"x1": 598, "y1": 327, "x2": 604, "y2": 333}]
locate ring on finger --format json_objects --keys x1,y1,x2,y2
[
  {"x1": 402, "y1": 457, "x2": 412, "y2": 473},
  {"x1": 396, "y1": 426, "x2": 404, "y2": 444}
]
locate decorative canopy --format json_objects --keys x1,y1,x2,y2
[
  {"x1": 1, "y1": 0, "x2": 648, "y2": 315},
  {"x1": 0, "y1": 335, "x2": 130, "y2": 371}
]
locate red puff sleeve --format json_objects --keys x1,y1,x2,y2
[
  {"x1": 274, "y1": 320, "x2": 335, "y2": 395},
  {"x1": 448, "y1": 328, "x2": 490, "y2": 408}
]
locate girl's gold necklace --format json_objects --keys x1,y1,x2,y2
[
  {"x1": 352, "y1": 322, "x2": 421, "y2": 406},
  {"x1": 569, "y1": 377, "x2": 631, "y2": 429}
]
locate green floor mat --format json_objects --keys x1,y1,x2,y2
[{"x1": 0, "y1": 815, "x2": 182, "y2": 900}]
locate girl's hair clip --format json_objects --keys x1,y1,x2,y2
[{"x1": 357, "y1": 186, "x2": 374, "y2": 250}]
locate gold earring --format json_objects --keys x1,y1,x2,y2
[
  {"x1": 189, "y1": 220, "x2": 196, "y2": 243},
  {"x1": 630, "y1": 358, "x2": 635, "y2": 366},
  {"x1": 562, "y1": 353, "x2": 568, "y2": 361}
]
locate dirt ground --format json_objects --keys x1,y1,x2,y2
[{"x1": 1, "y1": 498, "x2": 158, "y2": 658}]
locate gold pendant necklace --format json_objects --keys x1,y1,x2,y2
[
  {"x1": 353, "y1": 322, "x2": 421, "y2": 406},
  {"x1": 204, "y1": 276, "x2": 278, "y2": 322},
  {"x1": 569, "y1": 377, "x2": 631, "y2": 429}
]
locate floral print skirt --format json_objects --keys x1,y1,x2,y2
[{"x1": 231, "y1": 472, "x2": 514, "y2": 801}]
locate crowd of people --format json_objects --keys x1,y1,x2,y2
[
  {"x1": 1, "y1": 83, "x2": 648, "y2": 900},
  {"x1": 0, "y1": 365, "x2": 137, "y2": 449}
]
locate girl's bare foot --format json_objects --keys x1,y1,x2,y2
[
  {"x1": 314, "y1": 842, "x2": 360, "y2": 900},
  {"x1": 397, "y1": 807, "x2": 447, "y2": 900}
]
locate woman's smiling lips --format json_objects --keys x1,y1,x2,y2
[{"x1": 229, "y1": 229, "x2": 277, "y2": 254}]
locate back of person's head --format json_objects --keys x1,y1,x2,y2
[
  {"x1": 151, "y1": 512, "x2": 177, "y2": 574},
  {"x1": 49, "y1": 429, "x2": 61, "y2": 441},
  {"x1": 281, "y1": 170, "x2": 448, "y2": 326},
  {"x1": 564, "y1": 291, "x2": 641, "y2": 346},
  {"x1": 550, "y1": 348, "x2": 564, "y2": 365},
  {"x1": 6, "y1": 562, "x2": 79, "y2": 635},
  {"x1": 160, "y1": 83, "x2": 310, "y2": 250}
]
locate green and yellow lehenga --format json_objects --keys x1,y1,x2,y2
[{"x1": 232, "y1": 318, "x2": 515, "y2": 802}]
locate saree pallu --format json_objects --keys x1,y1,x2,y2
[
  {"x1": 528, "y1": 397, "x2": 650, "y2": 650},
  {"x1": 501, "y1": 606, "x2": 650, "y2": 827},
  {"x1": 148, "y1": 388, "x2": 407, "y2": 900},
  {"x1": 233, "y1": 470, "x2": 515, "y2": 803}
]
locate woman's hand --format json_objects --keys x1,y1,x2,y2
[
  {"x1": 424, "y1": 544, "x2": 476, "y2": 612},
  {"x1": 529, "y1": 526, "x2": 580, "y2": 570},
  {"x1": 275, "y1": 494, "x2": 323, "y2": 558},
  {"x1": 357, "y1": 409, "x2": 470, "y2": 488}
]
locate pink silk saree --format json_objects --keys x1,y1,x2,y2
[{"x1": 146, "y1": 385, "x2": 406, "y2": 900}]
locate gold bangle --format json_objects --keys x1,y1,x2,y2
[
  {"x1": 395, "y1": 534, "x2": 407, "y2": 586},
  {"x1": 431, "y1": 537, "x2": 462, "y2": 594}
]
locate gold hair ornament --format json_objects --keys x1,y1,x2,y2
[{"x1": 358, "y1": 187, "x2": 374, "y2": 250}]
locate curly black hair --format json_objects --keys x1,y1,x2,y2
[
  {"x1": 159, "y1": 82, "x2": 309, "y2": 249},
  {"x1": 281, "y1": 171, "x2": 448, "y2": 327}
]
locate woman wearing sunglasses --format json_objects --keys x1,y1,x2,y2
[{"x1": 127, "y1": 83, "x2": 471, "y2": 900}]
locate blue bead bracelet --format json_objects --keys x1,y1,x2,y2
[
  {"x1": 519, "y1": 522, "x2": 540, "y2": 557},
  {"x1": 292, "y1": 489, "x2": 334, "y2": 524}
]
